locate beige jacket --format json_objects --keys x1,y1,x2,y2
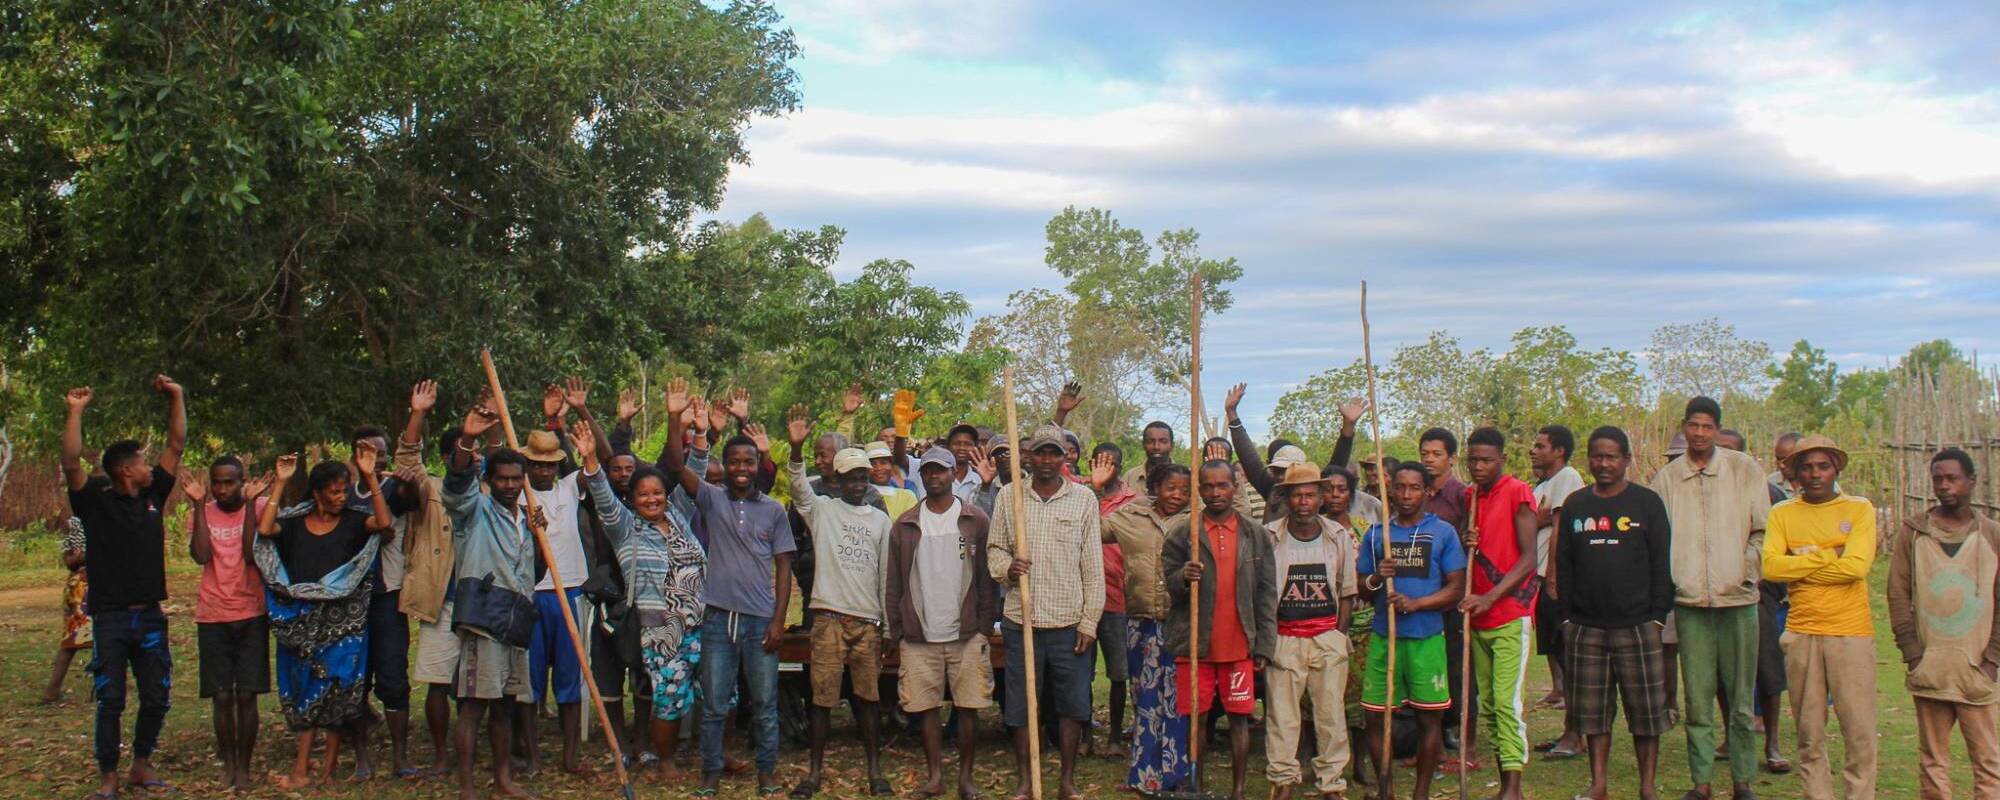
[
  {"x1": 1102, "y1": 497, "x2": 1189, "y2": 620},
  {"x1": 1650, "y1": 446, "x2": 1769, "y2": 608},
  {"x1": 394, "y1": 436, "x2": 455, "y2": 623}
]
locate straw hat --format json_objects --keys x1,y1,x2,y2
[
  {"x1": 1274, "y1": 462, "x2": 1326, "y2": 488},
  {"x1": 1269, "y1": 445, "x2": 1310, "y2": 470},
  {"x1": 1787, "y1": 434, "x2": 1848, "y2": 472},
  {"x1": 523, "y1": 430, "x2": 566, "y2": 463}
]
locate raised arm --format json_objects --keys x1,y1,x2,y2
[
  {"x1": 785, "y1": 405, "x2": 819, "y2": 517},
  {"x1": 1325, "y1": 398, "x2": 1366, "y2": 470},
  {"x1": 1224, "y1": 383, "x2": 1275, "y2": 498},
  {"x1": 61, "y1": 387, "x2": 93, "y2": 491},
  {"x1": 838, "y1": 382, "x2": 863, "y2": 441},
  {"x1": 354, "y1": 441, "x2": 394, "y2": 534},
  {"x1": 562, "y1": 376, "x2": 615, "y2": 466},
  {"x1": 892, "y1": 388, "x2": 923, "y2": 472},
  {"x1": 260, "y1": 455, "x2": 299, "y2": 537},
  {"x1": 661, "y1": 378, "x2": 701, "y2": 497},
  {"x1": 1052, "y1": 381, "x2": 1083, "y2": 427},
  {"x1": 186, "y1": 475, "x2": 213, "y2": 564},
  {"x1": 153, "y1": 374, "x2": 186, "y2": 476}
]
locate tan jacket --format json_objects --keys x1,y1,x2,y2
[
  {"x1": 1102, "y1": 497, "x2": 1188, "y2": 620},
  {"x1": 1888, "y1": 511, "x2": 2000, "y2": 704},
  {"x1": 394, "y1": 436, "x2": 455, "y2": 623},
  {"x1": 1650, "y1": 446, "x2": 1769, "y2": 608}
]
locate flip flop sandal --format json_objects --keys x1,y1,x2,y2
[
  {"x1": 759, "y1": 785, "x2": 790, "y2": 797},
  {"x1": 690, "y1": 790, "x2": 718, "y2": 798},
  {"x1": 1678, "y1": 790, "x2": 1711, "y2": 800},
  {"x1": 1546, "y1": 745, "x2": 1583, "y2": 760},
  {"x1": 1763, "y1": 757, "x2": 1792, "y2": 774},
  {"x1": 1731, "y1": 788, "x2": 1758, "y2": 800},
  {"x1": 869, "y1": 778, "x2": 893, "y2": 796},
  {"x1": 1533, "y1": 739, "x2": 1560, "y2": 753},
  {"x1": 135, "y1": 781, "x2": 179, "y2": 795},
  {"x1": 789, "y1": 780, "x2": 819, "y2": 799},
  {"x1": 395, "y1": 767, "x2": 424, "y2": 780}
]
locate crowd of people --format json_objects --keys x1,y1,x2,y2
[{"x1": 44, "y1": 371, "x2": 2000, "y2": 800}]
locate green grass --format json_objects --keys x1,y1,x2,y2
[{"x1": 0, "y1": 565, "x2": 1987, "y2": 799}]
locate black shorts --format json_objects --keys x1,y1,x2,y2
[
  {"x1": 197, "y1": 616, "x2": 271, "y2": 698},
  {"x1": 591, "y1": 608, "x2": 650, "y2": 702},
  {"x1": 1535, "y1": 582, "x2": 1566, "y2": 655}
]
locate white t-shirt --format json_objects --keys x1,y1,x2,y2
[
  {"x1": 1534, "y1": 465, "x2": 1588, "y2": 572},
  {"x1": 914, "y1": 500, "x2": 967, "y2": 642},
  {"x1": 792, "y1": 461, "x2": 892, "y2": 622},
  {"x1": 531, "y1": 471, "x2": 588, "y2": 591}
]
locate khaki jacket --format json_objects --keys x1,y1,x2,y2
[
  {"x1": 394, "y1": 436, "x2": 455, "y2": 623},
  {"x1": 1102, "y1": 498, "x2": 1187, "y2": 620},
  {"x1": 1650, "y1": 447, "x2": 1769, "y2": 608}
]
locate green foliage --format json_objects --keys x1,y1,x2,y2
[
  {"x1": 1269, "y1": 360, "x2": 1371, "y2": 453},
  {"x1": 1768, "y1": 339, "x2": 1838, "y2": 430},
  {"x1": 1647, "y1": 317, "x2": 1774, "y2": 400},
  {"x1": 2, "y1": 0, "x2": 801, "y2": 450},
  {"x1": 1042, "y1": 206, "x2": 1243, "y2": 387}
]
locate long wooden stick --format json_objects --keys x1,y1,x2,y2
[
  {"x1": 1459, "y1": 488, "x2": 1480, "y2": 800},
  {"x1": 1002, "y1": 365, "x2": 1042, "y2": 800},
  {"x1": 1187, "y1": 273, "x2": 1205, "y2": 790},
  {"x1": 480, "y1": 349, "x2": 633, "y2": 798},
  {"x1": 1360, "y1": 281, "x2": 1397, "y2": 780}
]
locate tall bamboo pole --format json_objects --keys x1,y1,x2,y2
[
  {"x1": 1002, "y1": 366, "x2": 1042, "y2": 800},
  {"x1": 1360, "y1": 281, "x2": 1398, "y2": 781},
  {"x1": 479, "y1": 349, "x2": 634, "y2": 800},
  {"x1": 1187, "y1": 273, "x2": 1206, "y2": 791}
]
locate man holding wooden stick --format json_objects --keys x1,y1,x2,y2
[
  {"x1": 989, "y1": 423, "x2": 1105, "y2": 800},
  {"x1": 1460, "y1": 426, "x2": 1542, "y2": 800},
  {"x1": 1358, "y1": 462, "x2": 1467, "y2": 800}
]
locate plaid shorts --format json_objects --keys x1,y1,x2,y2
[{"x1": 1563, "y1": 620, "x2": 1671, "y2": 737}]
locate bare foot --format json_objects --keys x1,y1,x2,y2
[
  {"x1": 496, "y1": 775, "x2": 537, "y2": 798},
  {"x1": 561, "y1": 760, "x2": 596, "y2": 778},
  {"x1": 275, "y1": 772, "x2": 313, "y2": 790},
  {"x1": 916, "y1": 777, "x2": 946, "y2": 797},
  {"x1": 958, "y1": 775, "x2": 981, "y2": 800}
]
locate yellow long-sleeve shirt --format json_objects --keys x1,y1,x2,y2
[{"x1": 1762, "y1": 494, "x2": 1877, "y2": 637}]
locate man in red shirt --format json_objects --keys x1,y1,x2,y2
[
  {"x1": 1459, "y1": 427, "x2": 1542, "y2": 800},
  {"x1": 1163, "y1": 460, "x2": 1277, "y2": 800},
  {"x1": 1089, "y1": 444, "x2": 1140, "y2": 760}
]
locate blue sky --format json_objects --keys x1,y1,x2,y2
[{"x1": 712, "y1": 1, "x2": 2000, "y2": 432}]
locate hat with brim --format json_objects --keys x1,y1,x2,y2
[
  {"x1": 524, "y1": 430, "x2": 566, "y2": 463},
  {"x1": 1024, "y1": 424, "x2": 1068, "y2": 454},
  {"x1": 833, "y1": 447, "x2": 872, "y2": 475},
  {"x1": 864, "y1": 441, "x2": 894, "y2": 460},
  {"x1": 1269, "y1": 445, "x2": 1310, "y2": 470},
  {"x1": 1787, "y1": 434, "x2": 1848, "y2": 473},
  {"x1": 986, "y1": 439, "x2": 1012, "y2": 456},
  {"x1": 1274, "y1": 462, "x2": 1327, "y2": 488},
  {"x1": 919, "y1": 446, "x2": 956, "y2": 472}
]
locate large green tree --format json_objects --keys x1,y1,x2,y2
[
  {"x1": 1768, "y1": 339, "x2": 1838, "y2": 430},
  {"x1": 2, "y1": 0, "x2": 800, "y2": 448}
]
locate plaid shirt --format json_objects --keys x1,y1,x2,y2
[{"x1": 988, "y1": 478, "x2": 1105, "y2": 632}]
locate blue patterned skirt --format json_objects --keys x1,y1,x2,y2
[{"x1": 1126, "y1": 617, "x2": 1190, "y2": 791}]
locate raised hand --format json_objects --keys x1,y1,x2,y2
[
  {"x1": 410, "y1": 380, "x2": 438, "y2": 414},
  {"x1": 842, "y1": 382, "x2": 864, "y2": 415},
  {"x1": 463, "y1": 402, "x2": 502, "y2": 439},
  {"x1": 569, "y1": 419, "x2": 596, "y2": 466},
  {"x1": 562, "y1": 376, "x2": 589, "y2": 412},
  {"x1": 745, "y1": 423, "x2": 771, "y2": 454},
  {"x1": 181, "y1": 473, "x2": 208, "y2": 504},
  {"x1": 617, "y1": 388, "x2": 643, "y2": 423},
  {"x1": 65, "y1": 387, "x2": 94, "y2": 410},
  {"x1": 663, "y1": 377, "x2": 690, "y2": 416},
  {"x1": 542, "y1": 383, "x2": 566, "y2": 420},
  {"x1": 727, "y1": 387, "x2": 751, "y2": 423},
  {"x1": 969, "y1": 447, "x2": 998, "y2": 485},
  {"x1": 1204, "y1": 439, "x2": 1230, "y2": 463},
  {"x1": 785, "y1": 404, "x2": 813, "y2": 448},
  {"x1": 353, "y1": 439, "x2": 379, "y2": 478},
  {"x1": 152, "y1": 374, "x2": 183, "y2": 397},
  {"x1": 1224, "y1": 382, "x2": 1247, "y2": 417},
  {"x1": 1056, "y1": 381, "x2": 1084, "y2": 415},
  {"x1": 891, "y1": 389, "x2": 925, "y2": 438},
  {"x1": 275, "y1": 453, "x2": 300, "y2": 483},
  {"x1": 1089, "y1": 450, "x2": 1118, "y2": 488},
  {"x1": 688, "y1": 395, "x2": 710, "y2": 435},
  {"x1": 394, "y1": 463, "x2": 425, "y2": 488},
  {"x1": 1339, "y1": 397, "x2": 1371, "y2": 426},
  {"x1": 706, "y1": 391, "x2": 732, "y2": 434}
]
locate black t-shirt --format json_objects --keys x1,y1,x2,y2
[
  {"x1": 69, "y1": 467, "x2": 176, "y2": 610},
  {"x1": 1556, "y1": 483, "x2": 1674, "y2": 629},
  {"x1": 277, "y1": 508, "x2": 376, "y2": 585}
]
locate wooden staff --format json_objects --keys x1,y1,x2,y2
[
  {"x1": 1459, "y1": 488, "x2": 1480, "y2": 800},
  {"x1": 1360, "y1": 281, "x2": 1397, "y2": 779},
  {"x1": 1188, "y1": 273, "x2": 1206, "y2": 789},
  {"x1": 1002, "y1": 365, "x2": 1042, "y2": 800},
  {"x1": 479, "y1": 349, "x2": 635, "y2": 800}
]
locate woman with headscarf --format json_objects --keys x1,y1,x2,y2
[
  {"x1": 1102, "y1": 463, "x2": 1194, "y2": 792},
  {"x1": 256, "y1": 447, "x2": 393, "y2": 789},
  {"x1": 571, "y1": 420, "x2": 707, "y2": 780}
]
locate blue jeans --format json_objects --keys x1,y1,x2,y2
[
  {"x1": 698, "y1": 608, "x2": 779, "y2": 777},
  {"x1": 91, "y1": 606, "x2": 173, "y2": 773}
]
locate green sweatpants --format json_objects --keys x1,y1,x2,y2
[
  {"x1": 1676, "y1": 604, "x2": 1759, "y2": 786},
  {"x1": 1472, "y1": 618, "x2": 1533, "y2": 771}
]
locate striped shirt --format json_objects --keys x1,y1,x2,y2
[{"x1": 987, "y1": 478, "x2": 1105, "y2": 632}]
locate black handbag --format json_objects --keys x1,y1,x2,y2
[{"x1": 452, "y1": 573, "x2": 537, "y2": 648}]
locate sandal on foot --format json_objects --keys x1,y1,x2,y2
[
  {"x1": 1764, "y1": 757, "x2": 1792, "y2": 774},
  {"x1": 789, "y1": 780, "x2": 819, "y2": 799},
  {"x1": 135, "y1": 781, "x2": 179, "y2": 795},
  {"x1": 1547, "y1": 744, "x2": 1583, "y2": 760},
  {"x1": 1731, "y1": 788, "x2": 1758, "y2": 800},
  {"x1": 869, "y1": 778, "x2": 893, "y2": 796}
]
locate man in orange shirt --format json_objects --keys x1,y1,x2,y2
[{"x1": 1163, "y1": 460, "x2": 1277, "y2": 800}]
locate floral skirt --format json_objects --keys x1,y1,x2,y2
[
  {"x1": 1126, "y1": 617, "x2": 1190, "y2": 792},
  {"x1": 60, "y1": 569, "x2": 92, "y2": 650},
  {"x1": 643, "y1": 627, "x2": 703, "y2": 722},
  {"x1": 1345, "y1": 605, "x2": 1374, "y2": 729},
  {"x1": 269, "y1": 586, "x2": 370, "y2": 731}
]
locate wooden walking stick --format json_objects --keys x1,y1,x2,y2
[
  {"x1": 480, "y1": 348, "x2": 636, "y2": 800},
  {"x1": 1002, "y1": 365, "x2": 1043, "y2": 800},
  {"x1": 1158, "y1": 271, "x2": 1227, "y2": 800},
  {"x1": 1459, "y1": 488, "x2": 1480, "y2": 800},
  {"x1": 1360, "y1": 281, "x2": 1398, "y2": 783}
]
